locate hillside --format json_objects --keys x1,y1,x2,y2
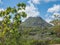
[{"x1": 21, "y1": 17, "x2": 52, "y2": 28}]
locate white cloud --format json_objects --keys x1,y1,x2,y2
[
  {"x1": 53, "y1": 13, "x2": 60, "y2": 16},
  {"x1": 25, "y1": 2, "x2": 40, "y2": 18},
  {"x1": 0, "y1": 8, "x2": 4, "y2": 11},
  {"x1": 45, "y1": 18, "x2": 52, "y2": 23},
  {"x1": 47, "y1": 4, "x2": 60, "y2": 13},
  {"x1": 46, "y1": 4, "x2": 60, "y2": 23},
  {"x1": 18, "y1": 0, "x2": 40, "y2": 22},
  {"x1": 28, "y1": 0, "x2": 58, "y2": 4},
  {"x1": 29, "y1": 0, "x2": 58, "y2": 4},
  {"x1": 18, "y1": 3, "x2": 40, "y2": 18},
  {"x1": 45, "y1": 14, "x2": 52, "y2": 23},
  {"x1": 0, "y1": 8, "x2": 4, "y2": 21},
  {"x1": 44, "y1": 0, "x2": 58, "y2": 2},
  {"x1": 47, "y1": 4, "x2": 60, "y2": 19},
  {"x1": 46, "y1": 12, "x2": 60, "y2": 23},
  {"x1": 52, "y1": 13, "x2": 60, "y2": 19},
  {"x1": 0, "y1": 17, "x2": 3, "y2": 21},
  {"x1": 29, "y1": 0, "x2": 40, "y2": 4},
  {"x1": 18, "y1": 9, "x2": 25, "y2": 13},
  {"x1": 28, "y1": 0, "x2": 40, "y2": 4},
  {"x1": 18, "y1": 0, "x2": 40, "y2": 17}
]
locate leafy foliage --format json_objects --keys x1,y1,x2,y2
[
  {"x1": 0, "y1": 2, "x2": 60, "y2": 45},
  {"x1": 50, "y1": 14, "x2": 60, "y2": 37},
  {"x1": 0, "y1": 3, "x2": 27, "y2": 45}
]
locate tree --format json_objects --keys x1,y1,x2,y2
[
  {"x1": 0, "y1": 3, "x2": 27, "y2": 45},
  {"x1": 50, "y1": 14, "x2": 60, "y2": 25},
  {"x1": 51, "y1": 14, "x2": 60, "y2": 37}
]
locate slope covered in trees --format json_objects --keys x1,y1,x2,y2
[{"x1": 0, "y1": 2, "x2": 60, "y2": 45}]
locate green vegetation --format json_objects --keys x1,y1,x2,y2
[
  {"x1": 0, "y1": 2, "x2": 60, "y2": 45},
  {"x1": 0, "y1": 3, "x2": 27, "y2": 45}
]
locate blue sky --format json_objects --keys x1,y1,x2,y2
[{"x1": 0, "y1": 0, "x2": 60, "y2": 22}]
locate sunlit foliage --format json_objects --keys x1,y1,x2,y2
[{"x1": 0, "y1": 3, "x2": 27, "y2": 45}]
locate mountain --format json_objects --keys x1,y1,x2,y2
[
  {"x1": 21, "y1": 17, "x2": 52, "y2": 28},
  {"x1": 20, "y1": 17, "x2": 53, "y2": 39}
]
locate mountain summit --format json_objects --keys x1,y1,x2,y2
[{"x1": 21, "y1": 17, "x2": 51, "y2": 28}]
